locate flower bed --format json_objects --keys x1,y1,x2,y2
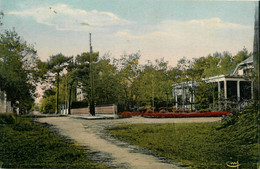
[
  {"x1": 119, "y1": 112, "x2": 145, "y2": 118},
  {"x1": 119, "y1": 112, "x2": 132, "y2": 118},
  {"x1": 142, "y1": 111, "x2": 232, "y2": 118},
  {"x1": 118, "y1": 111, "x2": 231, "y2": 118}
]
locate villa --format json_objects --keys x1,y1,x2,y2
[{"x1": 172, "y1": 56, "x2": 253, "y2": 111}]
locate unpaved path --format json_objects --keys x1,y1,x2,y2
[{"x1": 36, "y1": 115, "x2": 221, "y2": 169}]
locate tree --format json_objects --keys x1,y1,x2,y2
[
  {"x1": 194, "y1": 81, "x2": 216, "y2": 112},
  {"x1": 0, "y1": 29, "x2": 38, "y2": 113},
  {"x1": 116, "y1": 52, "x2": 140, "y2": 110},
  {"x1": 40, "y1": 88, "x2": 56, "y2": 113},
  {"x1": 75, "y1": 52, "x2": 99, "y2": 115},
  {"x1": 41, "y1": 53, "x2": 72, "y2": 113},
  {"x1": 94, "y1": 57, "x2": 122, "y2": 105},
  {"x1": 233, "y1": 48, "x2": 251, "y2": 66},
  {"x1": 131, "y1": 59, "x2": 173, "y2": 111},
  {"x1": 66, "y1": 61, "x2": 78, "y2": 114}
]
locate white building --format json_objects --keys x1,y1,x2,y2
[
  {"x1": 76, "y1": 84, "x2": 85, "y2": 102},
  {"x1": 172, "y1": 56, "x2": 253, "y2": 111}
]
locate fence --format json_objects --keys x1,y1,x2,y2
[{"x1": 71, "y1": 104, "x2": 117, "y2": 115}]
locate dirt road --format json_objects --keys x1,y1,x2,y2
[{"x1": 36, "y1": 115, "x2": 221, "y2": 169}]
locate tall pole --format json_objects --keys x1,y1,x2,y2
[
  {"x1": 90, "y1": 33, "x2": 93, "y2": 54},
  {"x1": 89, "y1": 33, "x2": 95, "y2": 116}
]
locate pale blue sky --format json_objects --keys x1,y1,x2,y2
[{"x1": 0, "y1": 0, "x2": 256, "y2": 66}]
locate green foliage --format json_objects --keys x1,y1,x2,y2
[
  {"x1": 0, "y1": 29, "x2": 38, "y2": 112},
  {"x1": 194, "y1": 81, "x2": 216, "y2": 111},
  {"x1": 132, "y1": 64, "x2": 172, "y2": 109},
  {"x1": 116, "y1": 52, "x2": 141, "y2": 109},
  {"x1": 40, "y1": 88, "x2": 56, "y2": 113},
  {"x1": 107, "y1": 122, "x2": 257, "y2": 168},
  {"x1": 0, "y1": 115, "x2": 108, "y2": 168},
  {"x1": 0, "y1": 114, "x2": 16, "y2": 124},
  {"x1": 48, "y1": 53, "x2": 72, "y2": 72},
  {"x1": 39, "y1": 53, "x2": 73, "y2": 113},
  {"x1": 221, "y1": 103, "x2": 258, "y2": 144},
  {"x1": 41, "y1": 95, "x2": 56, "y2": 113},
  {"x1": 95, "y1": 59, "x2": 122, "y2": 104},
  {"x1": 38, "y1": 48, "x2": 251, "y2": 113}
]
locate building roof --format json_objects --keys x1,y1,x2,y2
[
  {"x1": 232, "y1": 56, "x2": 253, "y2": 74},
  {"x1": 203, "y1": 74, "x2": 250, "y2": 82},
  {"x1": 240, "y1": 56, "x2": 253, "y2": 65}
]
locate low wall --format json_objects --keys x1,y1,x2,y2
[{"x1": 71, "y1": 104, "x2": 117, "y2": 114}]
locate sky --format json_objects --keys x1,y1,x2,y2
[{"x1": 0, "y1": 0, "x2": 256, "y2": 67}]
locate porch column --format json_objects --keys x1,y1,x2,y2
[
  {"x1": 217, "y1": 81, "x2": 221, "y2": 111},
  {"x1": 224, "y1": 80, "x2": 227, "y2": 100},
  {"x1": 237, "y1": 81, "x2": 240, "y2": 101},
  {"x1": 174, "y1": 88, "x2": 178, "y2": 109},
  {"x1": 217, "y1": 81, "x2": 221, "y2": 99},
  {"x1": 182, "y1": 84, "x2": 185, "y2": 110},
  {"x1": 251, "y1": 81, "x2": 254, "y2": 100},
  {"x1": 175, "y1": 94, "x2": 178, "y2": 109}
]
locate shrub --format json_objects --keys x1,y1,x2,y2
[
  {"x1": 138, "y1": 106, "x2": 154, "y2": 113},
  {"x1": 0, "y1": 114, "x2": 16, "y2": 124},
  {"x1": 119, "y1": 112, "x2": 132, "y2": 118},
  {"x1": 195, "y1": 81, "x2": 216, "y2": 111},
  {"x1": 159, "y1": 109, "x2": 168, "y2": 113},
  {"x1": 198, "y1": 108, "x2": 211, "y2": 112},
  {"x1": 146, "y1": 109, "x2": 153, "y2": 113},
  {"x1": 159, "y1": 107, "x2": 172, "y2": 112}
]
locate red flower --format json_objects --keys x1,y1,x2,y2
[{"x1": 142, "y1": 112, "x2": 231, "y2": 118}]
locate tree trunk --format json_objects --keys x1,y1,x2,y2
[{"x1": 68, "y1": 84, "x2": 72, "y2": 115}]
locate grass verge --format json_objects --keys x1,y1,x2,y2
[
  {"x1": 107, "y1": 122, "x2": 257, "y2": 168},
  {"x1": 0, "y1": 114, "x2": 108, "y2": 168}
]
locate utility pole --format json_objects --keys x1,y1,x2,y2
[
  {"x1": 90, "y1": 33, "x2": 93, "y2": 54},
  {"x1": 89, "y1": 33, "x2": 95, "y2": 116}
]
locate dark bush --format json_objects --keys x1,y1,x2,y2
[{"x1": 0, "y1": 114, "x2": 16, "y2": 124}]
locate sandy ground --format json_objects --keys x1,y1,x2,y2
[{"x1": 36, "y1": 114, "x2": 221, "y2": 169}]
